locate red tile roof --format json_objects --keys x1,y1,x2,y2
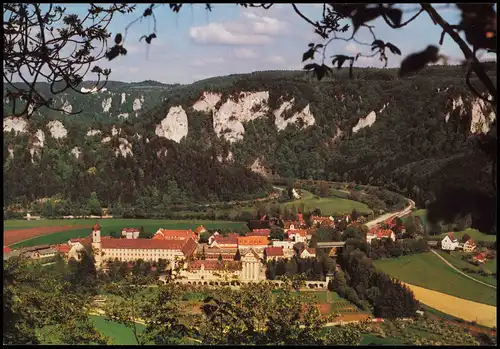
[
  {"x1": 213, "y1": 233, "x2": 239, "y2": 245},
  {"x1": 122, "y1": 228, "x2": 140, "y2": 232},
  {"x1": 464, "y1": 239, "x2": 476, "y2": 246},
  {"x1": 248, "y1": 229, "x2": 271, "y2": 236},
  {"x1": 101, "y1": 237, "x2": 197, "y2": 258},
  {"x1": 474, "y1": 252, "x2": 486, "y2": 260},
  {"x1": 287, "y1": 229, "x2": 308, "y2": 237},
  {"x1": 4, "y1": 246, "x2": 12, "y2": 254},
  {"x1": 153, "y1": 229, "x2": 197, "y2": 241},
  {"x1": 265, "y1": 247, "x2": 284, "y2": 257},
  {"x1": 237, "y1": 236, "x2": 269, "y2": 246},
  {"x1": 306, "y1": 248, "x2": 316, "y2": 255},
  {"x1": 368, "y1": 229, "x2": 394, "y2": 239},
  {"x1": 93, "y1": 223, "x2": 101, "y2": 231},
  {"x1": 54, "y1": 244, "x2": 71, "y2": 254},
  {"x1": 447, "y1": 232, "x2": 458, "y2": 242}
]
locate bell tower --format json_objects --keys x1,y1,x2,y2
[{"x1": 91, "y1": 223, "x2": 103, "y2": 269}]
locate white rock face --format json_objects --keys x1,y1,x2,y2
[
  {"x1": 101, "y1": 136, "x2": 111, "y2": 143},
  {"x1": 61, "y1": 100, "x2": 73, "y2": 114},
  {"x1": 192, "y1": 92, "x2": 222, "y2": 112},
  {"x1": 115, "y1": 137, "x2": 133, "y2": 157},
  {"x1": 445, "y1": 96, "x2": 464, "y2": 123},
  {"x1": 111, "y1": 126, "x2": 121, "y2": 136},
  {"x1": 292, "y1": 189, "x2": 301, "y2": 200},
  {"x1": 379, "y1": 103, "x2": 389, "y2": 113},
  {"x1": 470, "y1": 98, "x2": 495, "y2": 134},
  {"x1": 87, "y1": 129, "x2": 102, "y2": 137},
  {"x1": 213, "y1": 91, "x2": 269, "y2": 143},
  {"x1": 121, "y1": 93, "x2": 126, "y2": 104},
  {"x1": 155, "y1": 106, "x2": 189, "y2": 143},
  {"x1": 133, "y1": 96, "x2": 143, "y2": 111},
  {"x1": 117, "y1": 113, "x2": 129, "y2": 119},
  {"x1": 3, "y1": 117, "x2": 28, "y2": 134},
  {"x1": 71, "y1": 147, "x2": 82, "y2": 159},
  {"x1": 47, "y1": 120, "x2": 68, "y2": 139},
  {"x1": 250, "y1": 158, "x2": 270, "y2": 176},
  {"x1": 352, "y1": 111, "x2": 377, "y2": 133},
  {"x1": 33, "y1": 129, "x2": 45, "y2": 148},
  {"x1": 8, "y1": 146, "x2": 14, "y2": 159},
  {"x1": 274, "y1": 101, "x2": 316, "y2": 131},
  {"x1": 102, "y1": 97, "x2": 112, "y2": 113},
  {"x1": 133, "y1": 133, "x2": 142, "y2": 140}
]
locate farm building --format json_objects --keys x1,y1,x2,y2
[
  {"x1": 122, "y1": 228, "x2": 140, "y2": 239},
  {"x1": 462, "y1": 239, "x2": 477, "y2": 253},
  {"x1": 300, "y1": 248, "x2": 317, "y2": 259},
  {"x1": 153, "y1": 229, "x2": 199, "y2": 242},
  {"x1": 208, "y1": 233, "x2": 239, "y2": 248},
  {"x1": 366, "y1": 228, "x2": 396, "y2": 244},
  {"x1": 441, "y1": 232, "x2": 460, "y2": 251},
  {"x1": 473, "y1": 252, "x2": 487, "y2": 263}
]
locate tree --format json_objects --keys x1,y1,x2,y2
[
  {"x1": 87, "y1": 192, "x2": 102, "y2": 216},
  {"x1": 404, "y1": 216, "x2": 417, "y2": 236},
  {"x1": 218, "y1": 253, "x2": 223, "y2": 262},
  {"x1": 269, "y1": 227, "x2": 285, "y2": 241},
  {"x1": 234, "y1": 249, "x2": 241, "y2": 261},
  {"x1": 461, "y1": 233, "x2": 472, "y2": 243},
  {"x1": 351, "y1": 209, "x2": 360, "y2": 222},
  {"x1": 3, "y1": 3, "x2": 136, "y2": 117}
]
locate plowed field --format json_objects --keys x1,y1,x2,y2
[{"x1": 4, "y1": 225, "x2": 92, "y2": 246}]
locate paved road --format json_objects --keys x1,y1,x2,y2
[
  {"x1": 430, "y1": 250, "x2": 497, "y2": 289},
  {"x1": 365, "y1": 198, "x2": 415, "y2": 229}
]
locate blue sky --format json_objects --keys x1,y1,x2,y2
[{"x1": 15, "y1": 4, "x2": 499, "y2": 84}]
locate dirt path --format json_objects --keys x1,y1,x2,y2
[
  {"x1": 430, "y1": 250, "x2": 497, "y2": 289},
  {"x1": 5, "y1": 225, "x2": 92, "y2": 246}
]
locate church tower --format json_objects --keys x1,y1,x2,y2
[{"x1": 91, "y1": 223, "x2": 103, "y2": 269}]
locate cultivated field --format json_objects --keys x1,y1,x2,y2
[
  {"x1": 402, "y1": 282, "x2": 497, "y2": 328},
  {"x1": 4, "y1": 225, "x2": 92, "y2": 247},
  {"x1": 374, "y1": 252, "x2": 497, "y2": 306},
  {"x1": 6, "y1": 219, "x2": 248, "y2": 248}
]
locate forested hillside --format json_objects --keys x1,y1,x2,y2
[{"x1": 3, "y1": 65, "x2": 496, "y2": 230}]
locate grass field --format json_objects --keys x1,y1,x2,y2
[
  {"x1": 281, "y1": 190, "x2": 372, "y2": 216},
  {"x1": 374, "y1": 252, "x2": 497, "y2": 306},
  {"x1": 435, "y1": 228, "x2": 497, "y2": 242},
  {"x1": 436, "y1": 250, "x2": 497, "y2": 286},
  {"x1": 7, "y1": 219, "x2": 248, "y2": 248}
]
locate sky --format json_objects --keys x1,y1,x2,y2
[{"x1": 9, "y1": 3, "x2": 498, "y2": 84}]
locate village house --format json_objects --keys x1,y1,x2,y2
[
  {"x1": 153, "y1": 229, "x2": 199, "y2": 242},
  {"x1": 271, "y1": 239, "x2": 296, "y2": 257},
  {"x1": 287, "y1": 229, "x2": 309, "y2": 243},
  {"x1": 299, "y1": 247, "x2": 317, "y2": 259},
  {"x1": 208, "y1": 233, "x2": 239, "y2": 249},
  {"x1": 473, "y1": 252, "x2": 487, "y2": 263},
  {"x1": 122, "y1": 228, "x2": 140, "y2": 239},
  {"x1": 311, "y1": 215, "x2": 335, "y2": 227},
  {"x1": 441, "y1": 232, "x2": 460, "y2": 251},
  {"x1": 462, "y1": 239, "x2": 477, "y2": 253},
  {"x1": 284, "y1": 213, "x2": 306, "y2": 230},
  {"x1": 195, "y1": 225, "x2": 207, "y2": 235},
  {"x1": 264, "y1": 247, "x2": 285, "y2": 261},
  {"x1": 366, "y1": 228, "x2": 396, "y2": 244}
]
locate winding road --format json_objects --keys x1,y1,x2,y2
[{"x1": 430, "y1": 250, "x2": 497, "y2": 289}]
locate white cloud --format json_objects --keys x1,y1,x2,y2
[
  {"x1": 189, "y1": 10, "x2": 287, "y2": 46},
  {"x1": 234, "y1": 48, "x2": 258, "y2": 60},
  {"x1": 242, "y1": 12, "x2": 288, "y2": 35},
  {"x1": 189, "y1": 22, "x2": 272, "y2": 45},
  {"x1": 345, "y1": 43, "x2": 359, "y2": 54}
]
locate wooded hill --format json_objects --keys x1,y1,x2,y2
[{"x1": 3, "y1": 65, "x2": 496, "y2": 231}]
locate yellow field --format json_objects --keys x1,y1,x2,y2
[{"x1": 403, "y1": 282, "x2": 497, "y2": 328}]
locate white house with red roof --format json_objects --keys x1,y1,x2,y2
[
  {"x1": 208, "y1": 233, "x2": 239, "y2": 249},
  {"x1": 473, "y1": 252, "x2": 487, "y2": 263},
  {"x1": 441, "y1": 232, "x2": 460, "y2": 251},
  {"x1": 153, "y1": 229, "x2": 198, "y2": 242},
  {"x1": 462, "y1": 239, "x2": 477, "y2": 253},
  {"x1": 299, "y1": 248, "x2": 317, "y2": 259},
  {"x1": 287, "y1": 229, "x2": 308, "y2": 243},
  {"x1": 264, "y1": 246, "x2": 285, "y2": 261},
  {"x1": 366, "y1": 228, "x2": 396, "y2": 244},
  {"x1": 271, "y1": 239, "x2": 296, "y2": 257},
  {"x1": 122, "y1": 228, "x2": 140, "y2": 239}
]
